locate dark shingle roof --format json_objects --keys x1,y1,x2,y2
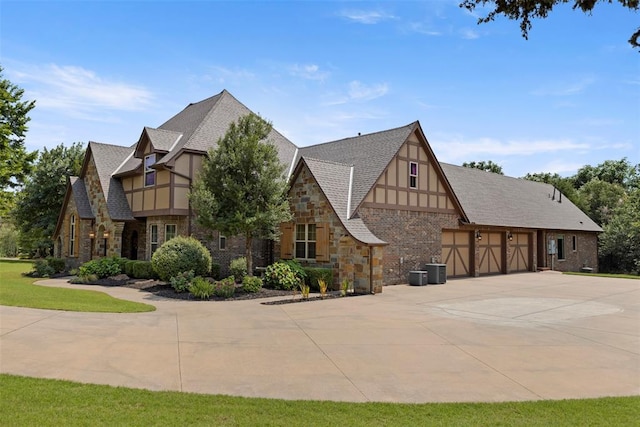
[
  {"x1": 156, "y1": 90, "x2": 298, "y2": 171},
  {"x1": 303, "y1": 158, "x2": 386, "y2": 245},
  {"x1": 70, "y1": 176, "x2": 95, "y2": 219},
  {"x1": 300, "y1": 122, "x2": 416, "y2": 217},
  {"x1": 144, "y1": 127, "x2": 183, "y2": 152},
  {"x1": 88, "y1": 142, "x2": 135, "y2": 221},
  {"x1": 440, "y1": 163, "x2": 602, "y2": 232}
]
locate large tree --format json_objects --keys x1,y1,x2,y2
[
  {"x1": 598, "y1": 189, "x2": 640, "y2": 273},
  {"x1": 460, "y1": 0, "x2": 640, "y2": 49},
  {"x1": 12, "y1": 142, "x2": 85, "y2": 257},
  {"x1": 0, "y1": 66, "x2": 37, "y2": 191},
  {"x1": 189, "y1": 113, "x2": 292, "y2": 276},
  {"x1": 462, "y1": 160, "x2": 504, "y2": 175}
]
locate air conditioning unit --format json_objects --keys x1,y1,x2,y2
[
  {"x1": 408, "y1": 271, "x2": 428, "y2": 286},
  {"x1": 424, "y1": 264, "x2": 447, "y2": 284}
]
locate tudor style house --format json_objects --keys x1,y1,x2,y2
[{"x1": 54, "y1": 90, "x2": 601, "y2": 292}]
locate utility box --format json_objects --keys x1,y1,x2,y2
[
  {"x1": 409, "y1": 271, "x2": 428, "y2": 286},
  {"x1": 424, "y1": 264, "x2": 447, "y2": 284}
]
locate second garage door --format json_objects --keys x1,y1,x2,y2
[
  {"x1": 509, "y1": 232, "x2": 531, "y2": 272},
  {"x1": 442, "y1": 231, "x2": 471, "y2": 278},
  {"x1": 478, "y1": 232, "x2": 503, "y2": 275}
]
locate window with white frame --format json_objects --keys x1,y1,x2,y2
[
  {"x1": 69, "y1": 215, "x2": 76, "y2": 256},
  {"x1": 295, "y1": 223, "x2": 316, "y2": 259},
  {"x1": 219, "y1": 234, "x2": 227, "y2": 250},
  {"x1": 557, "y1": 234, "x2": 565, "y2": 260},
  {"x1": 409, "y1": 162, "x2": 418, "y2": 189},
  {"x1": 144, "y1": 154, "x2": 156, "y2": 187},
  {"x1": 150, "y1": 225, "x2": 158, "y2": 254},
  {"x1": 572, "y1": 235, "x2": 577, "y2": 252},
  {"x1": 165, "y1": 224, "x2": 176, "y2": 242}
]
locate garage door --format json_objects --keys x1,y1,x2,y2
[
  {"x1": 509, "y1": 233, "x2": 530, "y2": 272},
  {"x1": 442, "y1": 231, "x2": 471, "y2": 278},
  {"x1": 478, "y1": 232, "x2": 503, "y2": 275}
]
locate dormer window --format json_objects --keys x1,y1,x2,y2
[{"x1": 144, "y1": 154, "x2": 156, "y2": 187}]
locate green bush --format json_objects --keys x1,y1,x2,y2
[
  {"x1": 211, "y1": 263, "x2": 221, "y2": 280},
  {"x1": 189, "y1": 276, "x2": 214, "y2": 300},
  {"x1": 124, "y1": 260, "x2": 136, "y2": 277},
  {"x1": 214, "y1": 276, "x2": 236, "y2": 298},
  {"x1": 229, "y1": 257, "x2": 247, "y2": 282},
  {"x1": 264, "y1": 261, "x2": 299, "y2": 290},
  {"x1": 46, "y1": 257, "x2": 66, "y2": 274},
  {"x1": 242, "y1": 275, "x2": 262, "y2": 293},
  {"x1": 304, "y1": 267, "x2": 334, "y2": 291},
  {"x1": 283, "y1": 259, "x2": 306, "y2": 283},
  {"x1": 131, "y1": 261, "x2": 157, "y2": 279},
  {"x1": 170, "y1": 270, "x2": 194, "y2": 293},
  {"x1": 78, "y1": 256, "x2": 123, "y2": 279},
  {"x1": 151, "y1": 236, "x2": 211, "y2": 282},
  {"x1": 30, "y1": 259, "x2": 55, "y2": 278}
]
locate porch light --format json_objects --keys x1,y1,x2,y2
[
  {"x1": 89, "y1": 231, "x2": 95, "y2": 239},
  {"x1": 103, "y1": 231, "x2": 110, "y2": 239},
  {"x1": 507, "y1": 232, "x2": 513, "y2": 241},
  {"x1": 475, "y1": 231, "x2": 482, "y2": 241}
]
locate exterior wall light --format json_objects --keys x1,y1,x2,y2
[
  {"x1": 508, "y1": 232, "x2": 513, "y2": 241},
  {"x1": 89, "y1": 231, "x2": 95, "y2": 239},
  {"x1": 103, "y1": 231, "x2": 110, "y2": 239},
  {"x1": 475, "y1": 231, "x2": 482, "y2": 241}
]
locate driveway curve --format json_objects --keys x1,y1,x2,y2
[{"x1": 1, "y1": 272, "x2": 638, "y2": 403}]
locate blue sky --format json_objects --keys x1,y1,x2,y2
[{"x1": 2, "y1": 1, "x2": 638, "y2": 178}]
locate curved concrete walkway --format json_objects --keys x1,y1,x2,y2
[{"x1": 1, "y1": 272, "x2": 638, "y2": 403}]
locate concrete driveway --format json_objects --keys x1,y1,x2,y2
[{"x1": 1, "y1": 272, "x2": 638, "y2": 403}]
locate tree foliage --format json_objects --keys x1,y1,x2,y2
[
  {"x1": 462, "y1": 160, "x2": 504, "y2": 175},
  {"x1": 12, "y1": 142, "x2": 85, "y2": 256},
  {"x1": 599, "y1": 189, "x2": 640, "y2": 273},
  {"x1": 0, "y1": 65, "x2": 37, "y2": 191},
  {"x1": 189, "y1": 113, "x2": 292, "y2": 276},
  {"x1": 460, "y1": 0, "x2": 640, "y2": 49}
]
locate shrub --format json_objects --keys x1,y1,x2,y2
[
  {"x1": 78, "y1": 256, "x2": 123, "y2": 279},
  {"x1": 283, "y1": 259, "x2": 306, "y2": 283},
  {"x1": 211, "y1": 263, "x2": 221, "y2": 280},
  {"x1": 189, "y1": 276, "x2": 214, "y2": 300},
  {"x1": 304, "y1": 267, "x2": 333, "y2": 291},
  {"x1": 70, "y1": 273, "x2": 98, "y2": 284},
  {"x1": 341, "y1": 278, "x2": 352, "y2": 296},
  {"x1": 299, "y1": 282, "x2": 310, "y2": 299},
  {"x1": 170, "y1": 270, "x2": 194, "y2": 293},
  {"x1": 318, "y1": 279, "x2": 328, "y2": 298},
  {"x1": 30, "y1": 259, "x2": 55, "y2": 278},
  {"x1": 131, "y1": 261, "x2": 157, "y2": 279},
  {"x1": 46, "y1": 257, "x2": 66, "y2": 274},
  {"x1": 214, "y1": 276, "x2": 236, "y2": 298},
  {"x1": 151, "y1": 236, "x2": 212, "y2": 282},
  {"x1": 264, "y1": 261, "x2": 299, "y2": 290},
  {"x1": 242, "y1": 275, "x2": 262, "y2": 293},
  {"x1": 124, "y1": 260, "x2": 135, "y2": 277},
  {"x1": 229, "y1": 257, "x2": 247, "y2": 282}
]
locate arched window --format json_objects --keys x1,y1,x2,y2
[{"x1": 69, "y1": 215, "x2": 76, "y2": 256}]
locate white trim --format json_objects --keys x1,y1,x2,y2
[
  {"x1": 346, "y1": 165, "x2": 354, "y2": 218},
  {"x1": 287, "y1": 148, "x2": 299, "y2": 179},
  {"x1": 167, "y1": 134, "x2": 183, "y2": 152}
]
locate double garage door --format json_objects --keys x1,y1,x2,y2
[{"x1": 442, "y1": 231, "x2": 530, "y2": 277}]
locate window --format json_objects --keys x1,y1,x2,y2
[
  {"x1": 69, "y1": 215, "x2": 76, "y2": 256},
  {"x1": 150, "y1": 225, "x2": 158, "y2": 254},
  {"x1": 409, "y1": 162, "x2": 418, "y2": 189},
  {"x1": 219, "y1": 234, "x2": 227, "y2": 250},
  {"x1": 165, "y1": 224, "x2": 176, "y2": 242},
  {"x1": 295, "y1": 224, "x2": 316, "y2": 259},
  {"x1": 572, "y1": 235, "x2": 577, "y2": 252},
  {"x1": 557, "y1": 234, "x2": 565, "y2": 260},
  {"x1": 144, "y1": 154, "x2": 156, "y2": 187}
]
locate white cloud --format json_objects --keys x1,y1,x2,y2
[
  {"x1": 531, "y1": 76, "x2": 596, "y2": 96},
  {"x1": 323, "y1": 80, "x2": 389, "y2": 106},
  {"x1": 11, "y1": 63, "x2": 153, "y2": 115},
  {"x1": 406, "y1": 22, "x2": 442, "y2": 36},
  {"x1": 459, "y1": 28, "x2": 479, "y2": 39},
  {"x1": 289, "y1": 64, "x2": 330, "y2": 81},
  {"x1": 338, "y1": 9, "x2": 396, "y2": 24}
]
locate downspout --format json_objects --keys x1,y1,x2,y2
[{"x1": 369, "y1": 245, "x2": 373, "y2": 294}]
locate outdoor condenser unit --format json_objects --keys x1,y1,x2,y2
[
  {"x1": 424, "y1": 264, "x2": 447, "y2": 284},
  {"x1": 408, "y1": 271, "x2": 428, "y2": 286}
]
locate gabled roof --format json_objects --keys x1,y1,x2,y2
[
  {"x1": 154, "y1": 90, "x2": 298, "y2": 170},
  {"x1": 440, "y1": 163, "x2": 602, "y2": 232},
  {"x1": 300, "y1": 122, "x2": 416, "y2": 217},
  {"x1": 84, "y1": 141, "x2": 135, "y2": 221},
  {"x1": 52, "y1": 176, "x2": 95, "y2": 238},
  {"x1": 297, "y1": 157, "x2": 386, "y2": 245}
]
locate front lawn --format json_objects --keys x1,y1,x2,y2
[
  {"x1": 564, "y1": 271, "x2": 639, "y2": 280},
  {"x1": 0, "y1": 260, "x2": 154, "y2": 312},
  {"x1": 0, "y1": 375, "x2": 637, "y2": 426}
]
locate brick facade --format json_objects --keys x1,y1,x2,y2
[{"x1": 542, "y1": 231, "x2": 599, "y2": 272}]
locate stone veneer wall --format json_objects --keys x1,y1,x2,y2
[
  {"x1": 544, "y1": 231, "x2": 598, "y2": 273},
  {"x1": 357, "y1": 207, "x2": 459, "y2": 285},
  {"x1": 55, "y1": 193, "x2": 93, "y2": 269}
]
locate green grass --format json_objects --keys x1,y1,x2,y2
[
  {"x1": 564, "y1": 271, "x2": 639, "y2": 280},
  {"x1": 0, "y1": 260, "x2": 154, "y2": 312},
  {"x1": 0, "y1": 375, "x2": 637, "y2": 426}
]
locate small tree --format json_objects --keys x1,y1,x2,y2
[
  {"x1": 190, "y1": 113, "x2": 292, "y2": 276},
  {"x1": 462, "y1": 160, "x2": 504, "y2": 175}
]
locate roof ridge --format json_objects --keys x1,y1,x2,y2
[
  {"x1": 88, "y1": 140, "x2": 131, "y2": 149},
  {"x1": 304, "y1": 156, "x2": 353, "y2": 168},
  {"x1": 440, "y1": 162, "x2": 554, "y2": 188},
  {"x1": 304, "y1": 121, "x2": 417, "y2": 149}
]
